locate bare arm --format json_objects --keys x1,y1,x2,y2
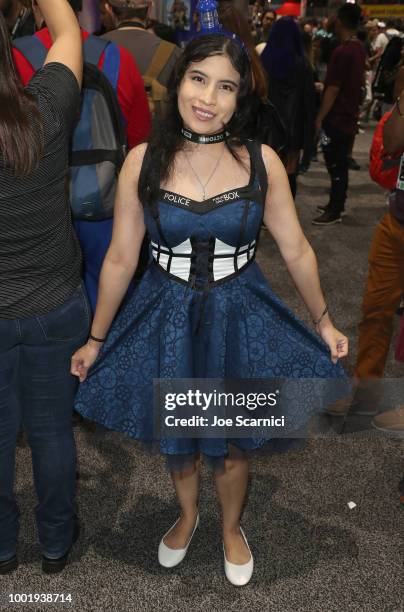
[
  {"x1": 368, "y1": 49, "x2": 382, "y2": 67},
  {"x1": 383, "y1": 90, "x2": 404, "y2": 153},
  {"x1": 36, "y1": 0, "x2": 83, "y2": 86},
  {"x1": 71, "y1": 145, "x2": 147, "y2": 381},
  {"x1": 262, "y1": 145, "x2": 348, "y2": 362}
]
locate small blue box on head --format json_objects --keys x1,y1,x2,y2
[
  {"x1": 195, "y1": 0, "x2": 249, "y2": 57},
  {"x1": 197, "y1": 0, "x2": 221, "y2": 34}
]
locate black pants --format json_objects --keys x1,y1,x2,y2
[{"x1": 322, "y1": 124, "x2": 354, "y2": 214}]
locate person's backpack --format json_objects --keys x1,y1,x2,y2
[
  {"x1": 13, "y1": 35, "x2": 127, "y2": 221},
  {"x1": 369, "y1": 109, "x2": 403, "y2": 190},
  {"x1": 143, "y1": 40, "x2": 176, "y2": 120}
]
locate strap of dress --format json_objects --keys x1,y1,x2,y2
[
  {"x1": 138, "y1": 144, "x2": 170, "y2": 247},
  {"x1": 232, "y1": 140, "x2": 267, "y2": 271},
  {"x1": 244, "y1": 139, "x2": 268, "y2": 205},
  {"x1": 138, "y1": 142, "x2": 151, "y2": 203}
]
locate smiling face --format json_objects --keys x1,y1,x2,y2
[{"x1": 177, "y1": 54, "x2": 240, "y2": 135}]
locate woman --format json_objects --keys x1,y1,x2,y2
[
  {"x1": 0, "y1": 0, "x2": 88, "y2": 575},
  {"x1": 375, "y1": 35, "x2": 404, "y2": 115},
  {"x1": 260, "y1": 16, "x2": 316, "y2": 197},
  {"x1": 72, "y1": 33, "x2": 348, "y2": 586}
]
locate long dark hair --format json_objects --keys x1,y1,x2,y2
[
  {"x1": 218, "y1": 2, "x2": 268, "y2": 102},
  {"x1": 139, "y1": 34, "x2": 254, "y2": 208},
  {"x1": 261, "y1": 17, "x2": 304, "y2": 81},
  {"x1": 0, "y1": 12, "x2": 43, "y2": 176}
]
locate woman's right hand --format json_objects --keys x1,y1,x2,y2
[{"x1": 71, "y1": 341, "x2": 102, "y2": 383}]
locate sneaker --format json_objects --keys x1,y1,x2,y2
[
  {"x1": 371, "y1": 406, "x2": 404, "y2": 437},
  {"x1": 348, "y1": 157, "x2": 361, "y2": 171},
  {"x1": 316, "y1": 205, "x2": 346, "y2": 217},
  {"x1": 312, "y1": 210, "x2": 342, "y2": 225}
]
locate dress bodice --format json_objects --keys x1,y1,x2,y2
[
  {"x1": 142, "y1": 140, "x2": 268, "y2": 288},
  {"x1": 144, "y1": 185, "x2": 264, "y2": 247}
]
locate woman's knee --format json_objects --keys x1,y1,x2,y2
[
  {"x1": 223, "y1": 446, "x2": 248, "y2": 471},
  {"x1": 171, "y1": 454, "x2": 200, "y2": 479}
]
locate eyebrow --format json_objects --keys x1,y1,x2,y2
[{"x1": 188, "y1": 69, "x2": 239, "y2": 88}]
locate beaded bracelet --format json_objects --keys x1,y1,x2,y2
[
  {"x1": 313, "y1": 305, "x2": 329, "y2": 328},
  {"x1": 88, "y1": 333, "x2": 106, "y2": 343}
]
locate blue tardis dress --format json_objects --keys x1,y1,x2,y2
[{"x1": 75, "y1": 140, "x2": 347, "y2": 465}]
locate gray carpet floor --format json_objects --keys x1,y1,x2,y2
[{"x1": 2, "y1": 127, "x2": 403, "y2": 612}]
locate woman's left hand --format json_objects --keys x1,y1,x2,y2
[{"x1": 318, "y1": 323, "x2": 349, "y2": 364}]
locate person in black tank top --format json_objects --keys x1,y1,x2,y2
[{"x1": 72, "y1": 30, "x2": 349, "y2": 586}]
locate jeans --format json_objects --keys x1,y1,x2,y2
[
  {"x1": 0, "y1": 285, "x2": 90, "y2": 560},
  {"x1": 322, "y1": 123, "x2": 354, "y2": 214}
]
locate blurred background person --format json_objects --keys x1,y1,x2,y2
[
  {"x1": 313, "y1": 3, "x2": 365, "y2": 226},
  {"x1": 299, "y1": 30, "x2": 324, "y2": 173},
  {"x1": 260, "y1": 16, "x2": 316, "y2": 198},
  {"x1": 102, "y1": 0, "x2": 181, "y2": 90},
  {"x1": 250, "y1": 0, "x2": 265, "y2": 41},
  {"x1": 372, "y1": 35, "x2": 404, "y2": 116},
  {"x1": 254, "y1": 7, "x2": 276, "y2": 46}
]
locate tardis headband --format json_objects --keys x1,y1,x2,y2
[{"x1": 194, "y1": 0, "x2": 249, "y2": 58}]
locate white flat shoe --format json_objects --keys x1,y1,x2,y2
[
  {"x1": 223, "y1": 527, "x2": 254, "y2": 586},
  {"x1": 158, "y1": 514, "x2": 199, "y2": 568}
]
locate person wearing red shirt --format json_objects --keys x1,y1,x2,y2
[
  {"x1": 12, "y1": 16, "x2": 151, "y2": 149},
  {"x1": 12, "y1": 0, "x2": 151, "y2": 310}
]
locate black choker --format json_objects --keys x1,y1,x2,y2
[{"x1": 181, "y1": 128, "x2": 228, "y2": 144}]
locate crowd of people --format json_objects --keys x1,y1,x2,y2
[{"x1": 0, "y1": 0, "x2": 402, "y2": 590}]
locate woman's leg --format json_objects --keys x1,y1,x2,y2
[
  {"x1": 21, "y1": 287, "x2": 90, "y2": 559},
  {"x1": 214, "y1": 445, "x2": 250, "y2": 564},
  {"x1": 163, "y1": 455, "x2": 200, "y2": 549}
]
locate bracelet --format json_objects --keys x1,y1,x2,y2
[
  {"x1": 313, "y1": 305, "x2": 329, "y2": 328},
  {"x1": 395, "y1": 95, "x2": 404, "y2": 118},
  {"x1": 88, "y1": 333, "x2": 106, "y2": 343}
]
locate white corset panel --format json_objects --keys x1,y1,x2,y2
[
  {"x1": 151, "y1": 237, "x2": 256, "y2": 283},
  {"x1": 151, "y1": 239, "x2": 193, "y2": 281}
]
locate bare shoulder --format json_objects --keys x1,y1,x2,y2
[
  {"x1": 122, "y1": 143, "x2": 149, "y2": 180},
  {"x1": 126, "y1": 142, "x2": 148, "y2": 167},
  {"x1": 260, "y1": 144, "x2": 286, "y2": 177}
]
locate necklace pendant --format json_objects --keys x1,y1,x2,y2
[{"x1": 202, "y1": 190, "x2": 206, "y2": 201}]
